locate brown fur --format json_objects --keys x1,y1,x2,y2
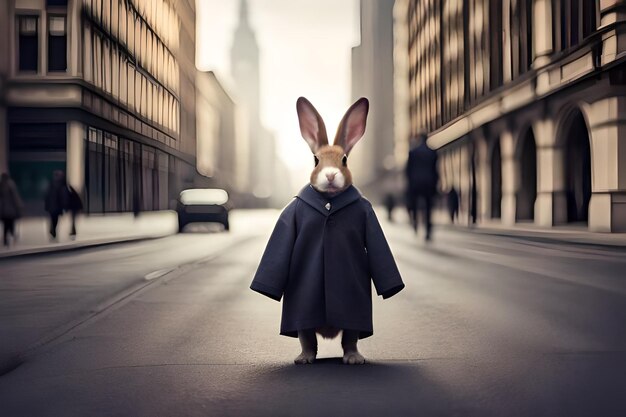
[
  {"x1": 294, "y1": 96, "x2": 369, "y2": 364},
  {"x1": 310, "y1": 145, "x2": 353, "y2": 195},
  {"x1": 315, "y1": 326, "x2": 341, "y2": 339}
]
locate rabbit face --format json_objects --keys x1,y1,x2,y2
[
  {"x1": 296, "y1": 97, "x2": 369, "y2": 196},
  {"x1": 311, "y1": 145, "x2": 352, "y2": 195}
]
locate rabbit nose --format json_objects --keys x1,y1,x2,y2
[{"x1": 326, "y1": 172, "x2": 336, "y2": 182}]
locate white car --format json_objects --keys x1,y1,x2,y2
[{"x1": 176, "y1": 189, "x2": 230, "y2": 232}]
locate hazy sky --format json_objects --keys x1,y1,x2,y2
[{"x1": 196, "y1": 0, "x2": 359, "y2": 182}]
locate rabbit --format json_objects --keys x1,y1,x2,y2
[
  {"x1": 294, "y1": 96, "x2": 370, "y2": 365},
  {"x1": 250, "y1": 96, "x2": 405, "y2": 366}
]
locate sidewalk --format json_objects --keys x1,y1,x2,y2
[
  {"x1": 391, "y1": 207, "x2": 626, "y2": 248},
  {"x1": 0, "y1": 211, "x2": 178, "y2": 259}
]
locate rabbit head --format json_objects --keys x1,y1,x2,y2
[{"x1": 296, "y1": 96, "x2": 369, "y2": 196}]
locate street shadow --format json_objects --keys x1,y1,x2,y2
[{"x1": 240, "y1": 360, "x2": 470, "y2": 417}]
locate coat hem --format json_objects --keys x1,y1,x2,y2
[
  {"x1": 280, "y1": 318, "x2": 374, "y2": 339},
  {"x1": 250, "y1": 281, "x2": 282, "y2": 301}
]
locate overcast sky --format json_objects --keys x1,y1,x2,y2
[{"x1": 196, "y1": 0, "x2": 359, "y2": 182}]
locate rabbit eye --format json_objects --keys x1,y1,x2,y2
[
  {"x1": 314, "y1": 156, "x2": 319, "y2": 167},
  {"x1": 342, "y1": 155, "x2": 347, "y2": 166}
]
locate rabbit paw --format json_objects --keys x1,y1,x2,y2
[
  {"x1": 294, "y1": 351, "x2": 316, "y2": 364},
  {"x1": 343, "y1": 351, "x2": 365, "y2": 365}
]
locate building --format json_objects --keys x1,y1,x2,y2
[
  {"x1": 195, "y1": 70, "x2": 241, "y2": 193},
  {"x1": 230, "y1": 0, "x2": 278, "y2": 207},
  {"x1": 397, "y1": 0, "x2": 626, "y2": 232},
  {"x1": 350, "y1": 0, "x2": 397, "y2": 201},
  {"x1": 0, "y1": 0, "x2": 205, "y2": 215}
]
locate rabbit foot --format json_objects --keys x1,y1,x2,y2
[
  {"x1": 294, "y1": 351, "x2": 316, "y2": 364},
  {"x1": 343, "y1": 351, "x2": 365, "y2": 365}
]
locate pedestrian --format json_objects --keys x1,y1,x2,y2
[
  {"x1": 447, "y1": 186, "x2": 459, "y2": 224},
  {"x1": 45, "y1": 170, "x2": 69, "y2": 240},
  {"x1": 67, "y1": 184, "x2": 83, "y2": 238},
  {"x1": 0, "y1": 173, "x2": 24, "y2": 247},
  {"x1": 383, "y1": 193, "x2": 396, "y2": 222},
  {"x1": 405, "y1": 132, "x2": 439, "y2": 240}
]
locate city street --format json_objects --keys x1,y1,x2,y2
[{"x1": 1, "y1": 209, "x2": 625, "y2": 416}]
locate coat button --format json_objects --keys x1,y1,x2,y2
[{"x1": 325, "y1": 203, "x2": 331, "y2": 211}]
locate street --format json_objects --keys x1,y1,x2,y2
[{"x1": 1, "y1": 209, "x2": 625, "y2": 416}]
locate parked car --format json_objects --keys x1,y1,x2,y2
[{"x1": 176, "y1": 189, "x2": 230, "y2": 232}]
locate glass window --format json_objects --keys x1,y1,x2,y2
[
  {"x1": 128, "y1": 65, "x2": 135, "y2": 109},
  {"x1": 84, "y1": 25, "x2": 93, "y2": 82},
  {"x1": 111, "y1": 0, "x2": 119, "y2": 38},
  {"x1": 119, "y1": 0, "x2": 127, "y2": 47},
  {"x1": 103, "y1": 39, "x2": 111, "y2": 93},
  {"x1": 18, "y1": 16, "x2": 39, "y2": 72},
  {"x1": 105, "y1": 134, "x2": 119, "y2": 212},
  {"x1": 115, "y1": 50, "x2": 122, "y2": 99},
  {"x1": 86, "y1": 128, "x2": 104, "y2": 213},
  {"x1": 120, "y1": 58, "x2": 127, "y2": 105}
]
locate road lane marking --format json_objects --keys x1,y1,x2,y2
[{"x1": 144, "y1": 267, "x2": 177, "y2": 280}]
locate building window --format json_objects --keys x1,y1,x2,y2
[
  {"x1": 48, "y1": 15, "x2": 67, "y2": 71},
  {"x1": 18, "y1": 16, "x2": 39, "y2": 72},
  {"x1": 554, "y1": 0, "x2": 597, "y2": 52}
]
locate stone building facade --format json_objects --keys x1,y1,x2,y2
[
  {"x1": 0, "y1": 0, "x2": 206, "y2": 215},
  {"x1": 395, "y1": 0, "x2": 626, "y2": 232}
]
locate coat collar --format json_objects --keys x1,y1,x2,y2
[{"x1": 296, "y1": 184, "x2": 362, "y2": 216}]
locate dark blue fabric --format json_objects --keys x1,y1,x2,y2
[{"x1": 251, "y1": 185, "x2": 405, "y2": 339}]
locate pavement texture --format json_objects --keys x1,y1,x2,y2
[{"x1": 0, "y1": 209, "x2": 625, "y2": 416}]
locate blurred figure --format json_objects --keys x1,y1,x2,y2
[
  {"x1": 45, "y1": 170, "x2": 69, "y2": 240},
  {"x1": 0, "y1": 173, "x2": 24, "y2": 247},
  {"x1": 447, "y1": 186, "x2": 459, "y2": 224},
  {"x1": 405, "y1": 132, "x2": 439, "y2": 240},
  {"x1": 67, "y1": 184, "x2": 83, "y2": 238},
  {"x1": 383, "y1": 193, "x2": 396, "y2": 222}
]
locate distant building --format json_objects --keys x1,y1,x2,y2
[
  {"x1": 0, "y1": 0, "x2": 205, "y2": 215},
  {"x1": 396, "y1": 0, "x2": 626, "y2": 232},
  {"x1": 230, "y1": 0, "x2": 278, "y2": 207},
  {"x1": 195, "y1": 70, "x2": 241, "y2": 193},
  {"x1": 350, "y1": 0, "x2": 397, "y2": 201}
]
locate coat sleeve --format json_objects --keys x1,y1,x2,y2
[
  {"x1": 365, "y1": 204, "x2": 405, "y2": 299},
  {"x1": 250, "y1": 199, "x2": 298, "y2": 301}
]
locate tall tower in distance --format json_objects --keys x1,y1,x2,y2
[{"x1": 230, "y1": 0, "x2": 275, "y2": 204}]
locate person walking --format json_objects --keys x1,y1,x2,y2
[
  {"x1": 447, "y1": 186, "x2": 459, "y2": 224},
  {"x1": 0, "y1": 173, "x2": 23, "y2": 247},
  {"x1": 45, "y1": 170, "x2": 69, "y2": 240},
  {"x1": 405, "y1": 132, "x2": 439, "y2": 241},
  {"x1": 67, "y1": 184, "x2": 83, "y2": 238}
]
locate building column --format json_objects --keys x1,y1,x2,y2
[
  {"x1": 66, "y1": 121, "x2": 84, "y2": 192},
  {"x1": 532, "y1": 0, "x2": 553, "y2": 68},
  {"x1": 533, "y1": 117, "x2": 567, "y2": 226},
  {"x1": 500, "y1": 130, "x2": 518, "y2": 225},
  {"x1": 474, "y1": 133, "x2": 491, "y2": 221},
  {"x1": 587, "y1": 97, "x2": 626, "y2": 232},
  {"x1": 600, "y1": 0, "x2": 626, "y2": 65}
]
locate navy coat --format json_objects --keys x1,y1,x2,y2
[{"x1": 251, "y1": 185, "x2": 405, "y2": 339}]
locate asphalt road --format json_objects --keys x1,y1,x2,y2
[{"x1": 1, "y1": 209, "x2": 625, "y2": 416}]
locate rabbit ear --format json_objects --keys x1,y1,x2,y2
[
  {"x1": 296, "y1": 97, "x2": 329, "y2": 153},
  {"x1": 334, "y1": 97, "x2": 369, "y2": 155}
]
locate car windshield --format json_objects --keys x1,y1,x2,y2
[{"x1": 179, "y1": 189, "x2": 229, "y2": 205}]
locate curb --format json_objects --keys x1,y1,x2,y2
[
  {"x1": 0, "y1": 233, "x2": 175, "y2": 260},
  {"x1": 438, "y1": 224, "x2": 626, "y2": 249}
]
